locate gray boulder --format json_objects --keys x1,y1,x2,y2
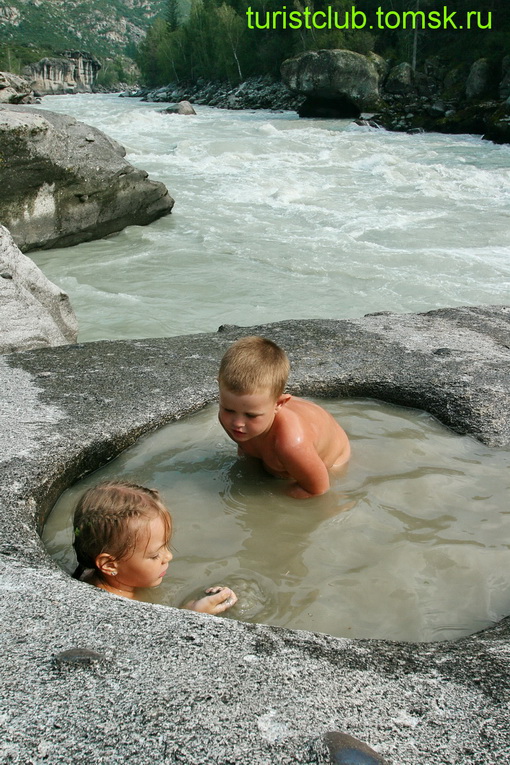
[
  {"x1": 466, "y1": 58, "x2": 494, "y2": 100},
  {"x1": 442, "y1": 64, "x2": 470, "y2": 100},
  {"x1": 0, "y1": 225, "x2": 78, "y2": 353},
  {"x1": 384, "y1": 61, "x2": 416, "y2": 95},
  {"x1": 499, "y1": 55, "x2": 510, "y2": 100},
  {"x1": 0, "y1": 71, "x2": 38, "y2": 104},
  {"x1": 0, "y1": 103, "x2": 174, "y2": 252},
  {"x1": 367, "y1": 52, "x2": 389, "y2": 83},
  {"x1": 281, "y1": 49, "x2": 381, "y2": 117},
  {"x1": 161, "y1": 100, "x2": 196, "y2": 115}
]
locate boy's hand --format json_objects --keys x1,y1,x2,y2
[
  {"x1": 184, "y1": 586, "x2": 237, "y2": 615},
  {"x1": 285, "y1": 482, "x2": 317, "y2": 499}
]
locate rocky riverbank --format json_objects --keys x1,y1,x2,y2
[
  {"x1": 369, "y1": 57, "x2": 510, "y2": 144},
  {"x1": 124, "y1": 74, "x2": 304, "y2": 112},
  {"x1": 126, "y1": 52, "x2": 510, "y2": 144}
]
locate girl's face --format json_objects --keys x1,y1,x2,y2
[{"x1": 113, "y1": 513, "x2": 172, "y2": 594}]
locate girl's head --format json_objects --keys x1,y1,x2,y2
[{"x1": 73, "y1": 480, "x2": 172, "y2": 592}]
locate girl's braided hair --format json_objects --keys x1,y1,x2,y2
[{"x1": 72, "y1": 480, "x2": 171, "y2": 579}]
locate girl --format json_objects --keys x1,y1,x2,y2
[{"x1": 72, "y1": 480, "x2": 237, "y2": 615}]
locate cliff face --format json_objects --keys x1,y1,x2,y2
[
  {"x1": 24, "y1": 52, "x2": 101, "y2": 95},
  {"x1": 0, "y1": 0, "x2": 166, "y2": 57}
]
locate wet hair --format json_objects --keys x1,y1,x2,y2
[
  {"x1": 72, "y1": 480, "x2": 171, "y2": 580},
  {"x1": 218, "y1": 336, "x2": 290, "y2": 399}
]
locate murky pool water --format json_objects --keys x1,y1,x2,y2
[{"x1": 43, "y1": 398, "x2": 510, "y2": 642}]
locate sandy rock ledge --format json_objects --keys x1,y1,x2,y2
[{"x1": 1, "y1": 307, "x2": 509, "y2": 764}]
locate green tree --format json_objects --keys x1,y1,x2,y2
[
  {"x1": 135, "y1": 0, "x2": 510, "y2": 87},
  {"x1": 137, "y1": 17, "x2": 171, "y2": 86},
  {"x1": 166, "y1": 0, "x2": 181, "y2": 32},
  {"x1": 180, "y1": 0, "x2": 217, "y2": 79},
  {"x1": 0, "y1": 46, "x2": 22, "y2": 74},
  {"x1": 216, "y1": 3, "x2": 246, "y2": 80}
]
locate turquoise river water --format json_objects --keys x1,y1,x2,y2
[{"x1": 34, "y1": 93, "x2": 510, "y2": 342}]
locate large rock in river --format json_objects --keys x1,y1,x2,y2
[
  {"x1": 0, "y1": 103, "x2": 174, "y2": 252},
  {"x1": 0, "y1": 225, "x2": 78, "y2": 353},
  {"x1": 281, "y1": 49, "x2": 381, "y2": 118},
  {"x1": 160, "y1": 100, "x2": 196, "y2": 115}
]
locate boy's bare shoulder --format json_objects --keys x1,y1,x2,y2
[
  {"x1": 276, "y1": 396, "x2": 350, "y2": 466},
  {"x1": 284, "y1": 396, "x2": 332, "y2": 425},
  {"x1": 273, "y1": 398, "x2": 317, "y2": 447}
]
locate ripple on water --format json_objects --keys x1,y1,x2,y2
[{"x1": 42, "y1": 398, "x2": 510, "y2": 642}]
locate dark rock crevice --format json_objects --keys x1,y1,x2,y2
[{"x1": 298, "y1": 95, "x2": 361, "y2": 119}]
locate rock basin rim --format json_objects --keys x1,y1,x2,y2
[{"x1": 2, "y1": 308, "x2": 510, "y2": 764}]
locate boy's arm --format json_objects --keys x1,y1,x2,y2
[{"x1": 276, "y1": 439, "x2": 331, "y2": 499}]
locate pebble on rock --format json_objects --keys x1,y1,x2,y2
[
  {"x1": 323, "y1": 731, "x2": 389, "y2": 765},
  {"x1": 53, "y1": 647, "x2": 106, "y2": 666}
]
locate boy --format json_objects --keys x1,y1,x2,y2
[{"x1": 218, "y1": 336, "x2": 350, "y2": 499}]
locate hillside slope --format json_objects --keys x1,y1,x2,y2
[{"x1": 0, "y1": 0, "x2": 166, "y2": 57}]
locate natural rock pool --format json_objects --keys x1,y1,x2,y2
[
  {"x1": 43, "y1": 397, "x2": 510, "y2": 642},
  {"x1": 4, "y1": 313, "x2": 510, "y2": 764}
]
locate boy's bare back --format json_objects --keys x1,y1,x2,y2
[
  {"x1": 240, "y1": 396, "x2": 349, "y2": 497},
  {"x1": 218, "y1": 336, "x2": 350, "y2": 498},
  {"x1": 219, "y1": 385, "x2": 350, "y2": 499}
]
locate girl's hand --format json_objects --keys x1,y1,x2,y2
[{"x1": 184, "y1": 586, "x2": 237, "y2": 615}]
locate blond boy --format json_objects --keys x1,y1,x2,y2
[{"x1": 218, "y1": 336, "x2": 350, "y2": 499}]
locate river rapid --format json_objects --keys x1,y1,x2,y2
[{"x1": 35, "y1": 93, "x2": 510, "y2": 342}]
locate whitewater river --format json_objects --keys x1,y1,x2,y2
[
  {"x1": 38, "y1": 93, "x2": 510, "y2": 642},
  {"x1": 35, "y1": 93, "x2": 510, "y2": 341}
]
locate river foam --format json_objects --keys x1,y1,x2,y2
[{"x1": 33, "y1": 94, "x2": 510, "y2": 342}]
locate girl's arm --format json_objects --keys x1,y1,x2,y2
[{"x1": 184, "y1": 586, "x2": 237, "y2": 615}]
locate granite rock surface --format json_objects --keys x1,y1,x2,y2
[
  {"x1": 0, "y1": 70, "x2": 39, "y2": 104},
  {"x1": 0, "y1": 103, "x2": 174, "y2": 252},
  {"x1": 0, "y1": 224, "x2": 78, "y2": 353},
  {"x1": 1, "y1": 307, "x2": 509, "y2": 764}
]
